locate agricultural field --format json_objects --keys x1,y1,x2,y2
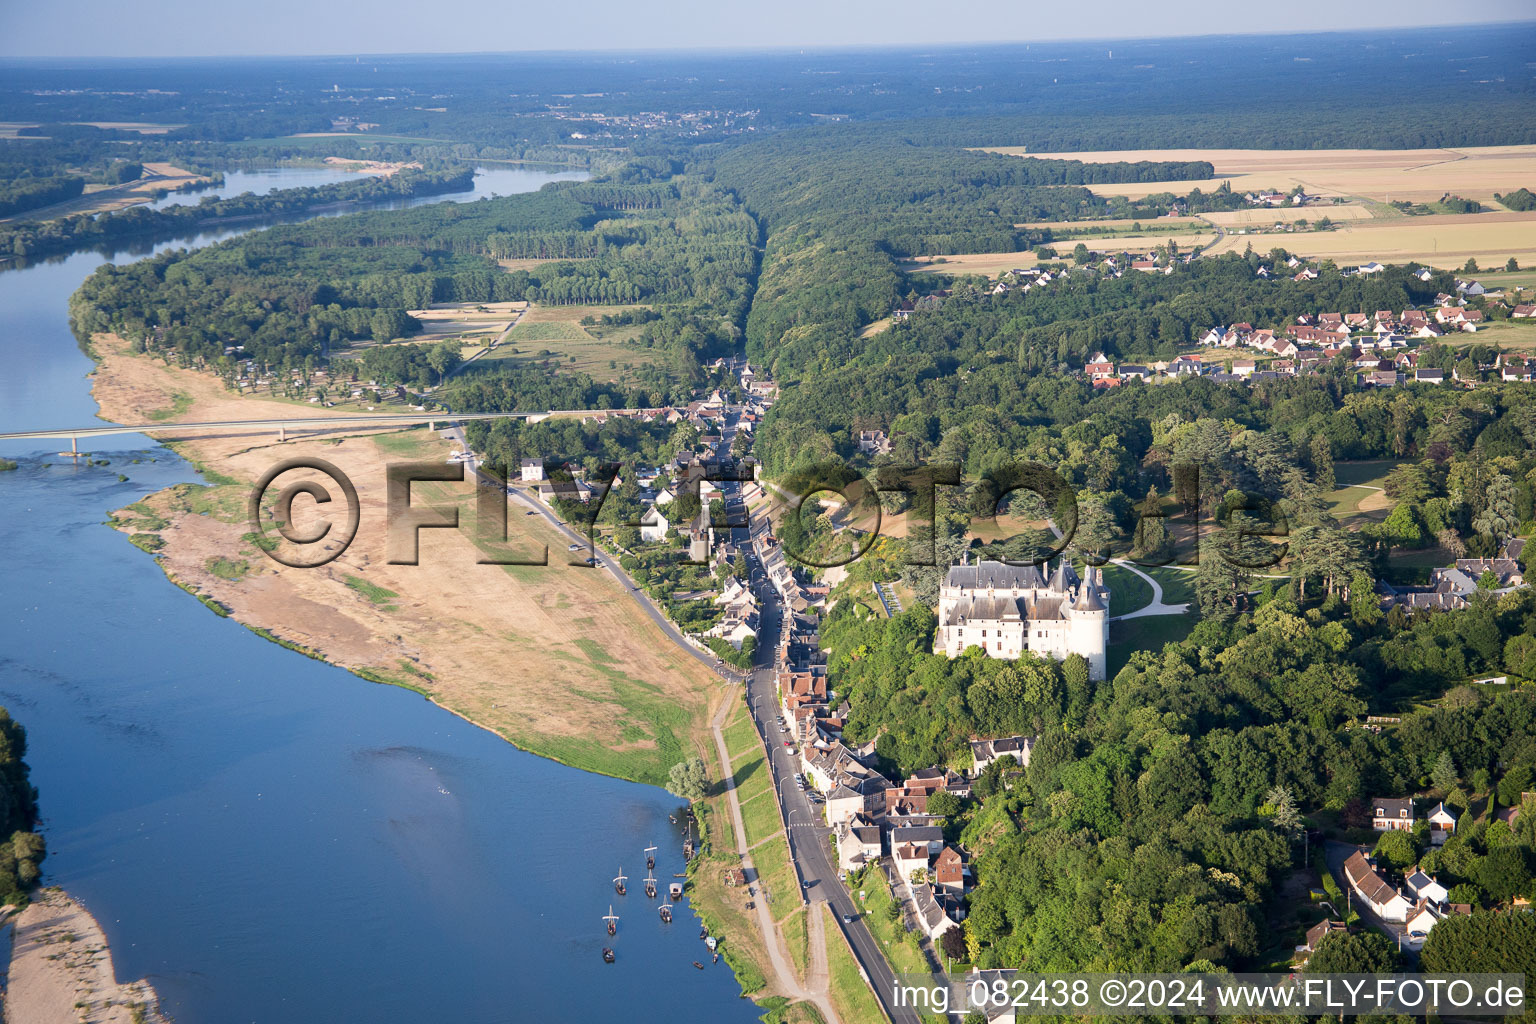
[
  {"x1": 983, "y1": 145, "x2": 1536, "y2": 204},
  {"x1": 472, "y1": 302, "x2": 661, "y2": 380},
  {"x1": 1455, "y1": 319, "x2": 1536, "y2": 352},
  {"x1": 1202, "y1": 210, "x2": 1536, "y2": 271}
]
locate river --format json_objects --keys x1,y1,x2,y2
[{"x1": 0, "y1": 167, "x2": 760, "y2": 1024}]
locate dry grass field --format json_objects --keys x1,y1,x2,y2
[
  {"x1": 89, "y1": 332, "x2": 724, "y2": 787},
  {"x1": 981, "y1": 145, "x2": 1536, "y2": 204}
]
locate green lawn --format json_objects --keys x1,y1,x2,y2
[
  {"x1": 722, "y1": 707, "x2": 761, "y2": 763},
  {"x1": 1101, "y1": 563, "x2": 1153, "y2": 617},
  {"x1": 1139, "y1": 564, "x2": 1196, "y2": 606},
  {"x1": 1332, "y1": 459, "x2": 1402, "y2": 488},
  {"x1": 752, "y1": 834, "x2": 797, "y2": 909},
  {"x1": 1108, "y1": 612, "x2": 1198, "y2": 678},
  {"x1": 739, "y1": 789, "x2": 786, "y2": 848}
]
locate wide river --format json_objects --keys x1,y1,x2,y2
[{"x1": 0, "y1": 167, "x2": 761, "y2": 1023}]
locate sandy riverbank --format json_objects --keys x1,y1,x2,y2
[
  {"x1": 88, "y1": 334, "x2": 727, "y2": 787},
  {"x1": 3, "y1": 888, "x2": 166, "y2": 1024}
]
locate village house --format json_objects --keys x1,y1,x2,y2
[
  {"x1": 1405, "y1": 867, "x2": 1449, "y2": 906},
  {"x1": 639, "y1": 505, "x2": 670, "y2": 543},
  {"x1": 971, "y1": 736, "x2": 1034, "y2": 775},
  {"x1": 1403, "y1": 900, "x2": 1445, "y2": 948},
  {"x1": 856, "y1": 429, "x2": 891, "y2": 455},
  {"x1": 1085, "y1": 352, "x2": 1117, "y2": 378},
  {"x1": 934, "y1": 845, "x2": 968, "y2": 895},
  {"x1": 1344, "y1": 850, "x2": 1412, "y2": 922},
  {"x1": 911, "y1": 883, "x2": 963, "y2": 941},
  {"x1": 1426, "y1": 801, "x2": 1458, "y2": 844},
  {"x1": 893, "y1": 840, "x2": 930, "y2": 883},
  {"x1": 835, "y1": 816, "x2": 884, "y2": 872},
  {"x1": 1299, "y1": 919, "x2": 1347, "y2": 959},
  {"x1": 1372, "y1": 796, "x2": 1414, "y2": 832}
]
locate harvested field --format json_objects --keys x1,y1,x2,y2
[
  {"x1": 1201, "y1": 210, "x2": 1536, "y2": 270},
  {"x1": 981, "y1": 145, "x2": 1536, "y2": 204}
]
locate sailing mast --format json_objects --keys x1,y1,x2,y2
[
  {"x1": 645, "y1": 843, "x2": 658, "y2": 871},
  {"x1": 603, "y1": 905, "x2": 619, "y2": 936},
  {"x1": 645, "y1": 871, "x2": 658, "y2": 898},
  {"x1": 613, "y1": 867, "x2": 627, "y2": 896}
]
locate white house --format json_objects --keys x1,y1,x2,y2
[
  {"x1": 835, "y1": 818, "x2": 883, "y2": 872},
  {"x1": 1372, "y1": 797, "x2": 1414, "y2": 832},
  {"x1": 911, "y1": 883, "x2": 963, "y2": 941},
  {"x1": 1344, "y1": 850, "x2": 1412, "y2": 923},
  {"x1": 519, "y1": 458, "x2": 544, "y2": 483},
  {"x1": 1404, "y1": 900, "x2": 1444, "y2": 949},
  {"x1": 971, "y1": 736, "x2": 1033, "y2": 776},
  {"x1": 1427, "y1": 802, "x2": 1458, "y2": 845},
  {"x1": 640, "y1": 506, "x2": 670, "y2": 543},
  {"x1": 1405, "y1": 868, "x2": 1449, "y2": 905}
]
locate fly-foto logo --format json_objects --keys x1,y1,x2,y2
[{"x1": 246, "y1": 456, "x2": 1289, "y2": 571}]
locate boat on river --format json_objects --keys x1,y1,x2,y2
[
  {"x1": 614, "y1": 868, "x2": 627, "y2": 896},
  {"x1": 659, "y1": 903, "x2": 673, "y2": 923},
  {"x1": 604, "y1": 906, "x2": 619, "y2": 937}
]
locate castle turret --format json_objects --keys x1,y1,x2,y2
[{"x1": 1065, "y1": 564, "x2": 1109, "y2": 681}]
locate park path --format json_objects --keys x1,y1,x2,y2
[{"x1": 1107, "y1": 558, "x2": 1190, "y2": 620}]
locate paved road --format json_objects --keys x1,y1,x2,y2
[{"x1": 734, "y1": 508, "x2": 921, "y2": 1024}]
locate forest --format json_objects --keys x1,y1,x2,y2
[
  {"x1": 825, "y1": 578, "x2": 1536, "y2": 973},
  {"x1": 67, "y1": 175, "x2": 759, "y2": 378}
]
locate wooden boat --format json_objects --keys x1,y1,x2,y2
[
  {"x1": 692, "y1": 961, "x2": 705, "y2": 970},
  {"x1": 704, "y1": 936, "x2": 718, "y2": 951},
  {"x1": 613, "y1": 868, "x2": 627, "y2": 897},
  {"x1": 644, "y1": 873, "x2": 657, "y2": 899},
  {"x1": 604, "y1": 906, "x2": 619, "y2": 937},
  {"x1": 602, "y1": 947, "x2": 615, "y2": 963},
  {"x1": 669, "y1": 882, "x2": 684, "y2": 900},
  {"x1": 659, "y1": 903, "x2": 673, "y2": 923},
  {"x1": 645, "y1": 843, "x2": 658, "y2": 871}
]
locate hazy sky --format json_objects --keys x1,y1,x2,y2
[{"x1": 1, "y1": 0, "x2": 1531, "y2": 57}]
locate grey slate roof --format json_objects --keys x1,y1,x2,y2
[{"x1": 944, "y1": 560, "x2": 1047, "y2": 591}]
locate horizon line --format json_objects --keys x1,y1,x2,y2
[{"x1": 2, "y1": 18, "x2": 1532, "y2": 63}]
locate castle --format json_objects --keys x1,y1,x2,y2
[{"x1": 932, "y1": 557, "x2": 1109, "y2": 680}]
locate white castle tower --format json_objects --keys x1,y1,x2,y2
[{"x1": 1062, "y1": 563, "x2": 1109, "y2": 681}]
